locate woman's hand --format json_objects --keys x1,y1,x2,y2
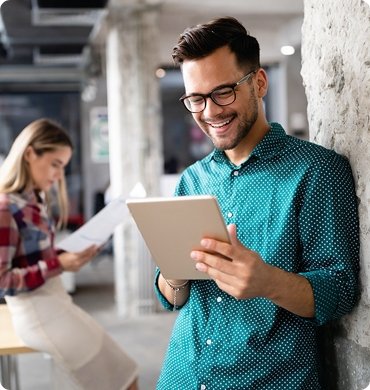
[{"x1": 58, "y1": 245, "x2": 100, "y2": 272}]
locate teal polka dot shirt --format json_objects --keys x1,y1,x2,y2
[{"x1": 155, "y1": 123, "x2": 359, "y2": 390}]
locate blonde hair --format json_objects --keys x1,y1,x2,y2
[{"x1": 0, "y1": 118, "x2": 73, "y2": 228}]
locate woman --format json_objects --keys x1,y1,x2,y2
[{"x1": 0, "y1": 119, "x2": 138, "y2": 390}]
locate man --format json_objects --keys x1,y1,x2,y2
[{"x1": 154, "y1": 17, "x2": 359, "y2": 389}]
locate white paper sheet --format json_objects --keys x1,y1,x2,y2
[
  {"x1": 57, "y1": 182, "x2": 147, "y2": 253},
  {"x1": 57, "y1": 197, "x2": 128, "y2": 252}
]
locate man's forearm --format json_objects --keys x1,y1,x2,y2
[{"x1": 266, "y1": 265, "x2": 315, "y2": 318}]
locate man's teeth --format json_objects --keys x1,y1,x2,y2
[{"x1": 209, "y1": 119, "x2": 232, "y2": 128}]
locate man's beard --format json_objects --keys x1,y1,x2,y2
[{"x1": 205, "y1": 92, "x2": 259, "y2": 151}]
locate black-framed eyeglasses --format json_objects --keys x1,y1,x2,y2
[{"x1": 180, "y1": 69, "x2": 257, "y2": 113}]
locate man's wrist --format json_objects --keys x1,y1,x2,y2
[
  {"x1": 164, "y1": 279, "x2": 189, "y2": 289},
  {"x1": 159, "y1": 274, "x2": 190, "y2": 311}
]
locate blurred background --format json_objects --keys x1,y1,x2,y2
[{"x1": 0, "y1": 0, "x2": 307, "y2": 225}]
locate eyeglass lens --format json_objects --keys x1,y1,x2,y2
[{"x1": 183, "y1": 86, "x2": 236, "y2": 113}]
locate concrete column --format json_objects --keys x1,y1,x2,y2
[
  {"x1": 301, "y1": 0, "x2": 370, "y2": 388},
  {"x1": 105, "y1": 4, "x2": 163, "y2": 316}
]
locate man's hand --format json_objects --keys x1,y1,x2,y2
[
  {"x1": 191, "y1": 224, "x2": 315, "y2": 317},
  {"x1": 190, "y1": 224, "x2": 273, "y2": 300}
]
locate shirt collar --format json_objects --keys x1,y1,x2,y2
[
  {"x1": 206, "y1": 122, "x2": 287, "y2": 165},
  {"x1": 19, "y1": 188, "x2": 44, "y2": 205},
  {"x1": 250, "y1": 122, "x2": 287, "y2": 160}
]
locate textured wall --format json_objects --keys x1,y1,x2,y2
[{"x1": 301, "y1": 0, "x2": 370, "y2": 388}]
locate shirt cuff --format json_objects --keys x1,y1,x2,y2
[
  {"x1": 299, "y1": 271, "x2": 338, "y2": 325},
  {"x1": 154, "y1": 268, "x2": 176, "y2": 311},
  {"x1": 40, "y1": 257, "x2": 63, "y2": 279}
]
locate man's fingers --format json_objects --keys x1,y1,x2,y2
[
  {"x1": 200, "y1": 238, "x2": 234, "y2": 260},
  {"x1": 193, "y1": 250, "x2": 234, "y2": 276},
  {"x1": 227, "y1": 223, "x2": 238, "y2": 245}
]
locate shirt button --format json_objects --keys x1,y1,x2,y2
[
  {"x1": 227, "y1": 211, "x2": 233, "y2": 218},
  {"x1": 216, "y1": 297, "x2": 222, "y2": 302},
  {"x1": 206, "y1": 339, "x2": 212, "y2": 345},
  {"x1": 200, "y1": 385, "x2": 206, "y2": 390},
  {"x1": 233, "y1": 170, "x2": 239, "y2": 176}
]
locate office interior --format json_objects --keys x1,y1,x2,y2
[{"x1": 0, "y1": 0, "x2": 308, "y2": 388}]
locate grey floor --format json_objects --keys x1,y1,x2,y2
[{"x1": 15, "y1": 255, "x2": 177, "y2": 390}]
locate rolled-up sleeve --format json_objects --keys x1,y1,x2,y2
[
  {"x1": 298, "y1": 153, "x2": 359, "y2": 325},
  {"x1": 154, "y1": 268, "x2": 175, "y2": 311}
]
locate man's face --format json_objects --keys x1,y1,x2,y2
[{"x1": 181, "y1": 46, "x2": 259, "y2": 151}]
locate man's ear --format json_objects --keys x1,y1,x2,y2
[{"x1": 255, "y1": 68, "x2": 268, "y2": 98}]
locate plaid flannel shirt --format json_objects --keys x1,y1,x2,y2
[{"x1": 0, "y1": 190, "x2": 62, "y2": 297}]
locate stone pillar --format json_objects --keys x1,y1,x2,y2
[
  {"x1": 105, "y1": 4, "x2": 163, "y2": 316},
  {"x1": 301, "y1": 0, "x2": 370, "y2": 388}
]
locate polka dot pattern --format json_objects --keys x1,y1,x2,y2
[{"x1": 155, "y1": 123, "x2": 359, "y2": 389}]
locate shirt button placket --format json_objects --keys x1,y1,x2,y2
[{"x1": 226, "y1": 169, "x2": 239, "y2": 224}]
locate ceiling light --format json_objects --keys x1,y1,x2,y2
[
  {"x1": 280, "y1": 45, "x2": 295, "y2": 56},
  {"x1": 156, "y1": 68, "x2": 166, "y2": 78}
]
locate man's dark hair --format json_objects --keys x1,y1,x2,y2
[{"x1": 172, "y1": 16, "x2": 260, "y2": 70}]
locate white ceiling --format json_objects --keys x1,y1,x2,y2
[
  {"x1": 104, "y1": 0, "x2": 304, "y2": 65},
  {"x1": 0, "y1": 0, "x2": 304, "y2": 81},
  {"x1": 148, "y1": 0, "x2": 304, "y2": 65}
]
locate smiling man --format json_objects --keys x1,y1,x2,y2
[{"x1": 154, "y1": 17, "x2": 359, "y2": 389}]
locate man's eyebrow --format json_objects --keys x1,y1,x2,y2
[{"x1": 186, "y1": 81, "x2": 235, "y2": 96}]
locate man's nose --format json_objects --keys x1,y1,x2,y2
[{"x1": 202, "y1": 97, "x2": 224, "y2": 118}]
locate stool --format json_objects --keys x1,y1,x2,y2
[{"x1": 0, "y1": 304, "x2": 35, "y2": 390}]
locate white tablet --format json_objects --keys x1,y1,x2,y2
[{"x1": 126, "y1": 195, "x2": 230, "y2": 280}]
